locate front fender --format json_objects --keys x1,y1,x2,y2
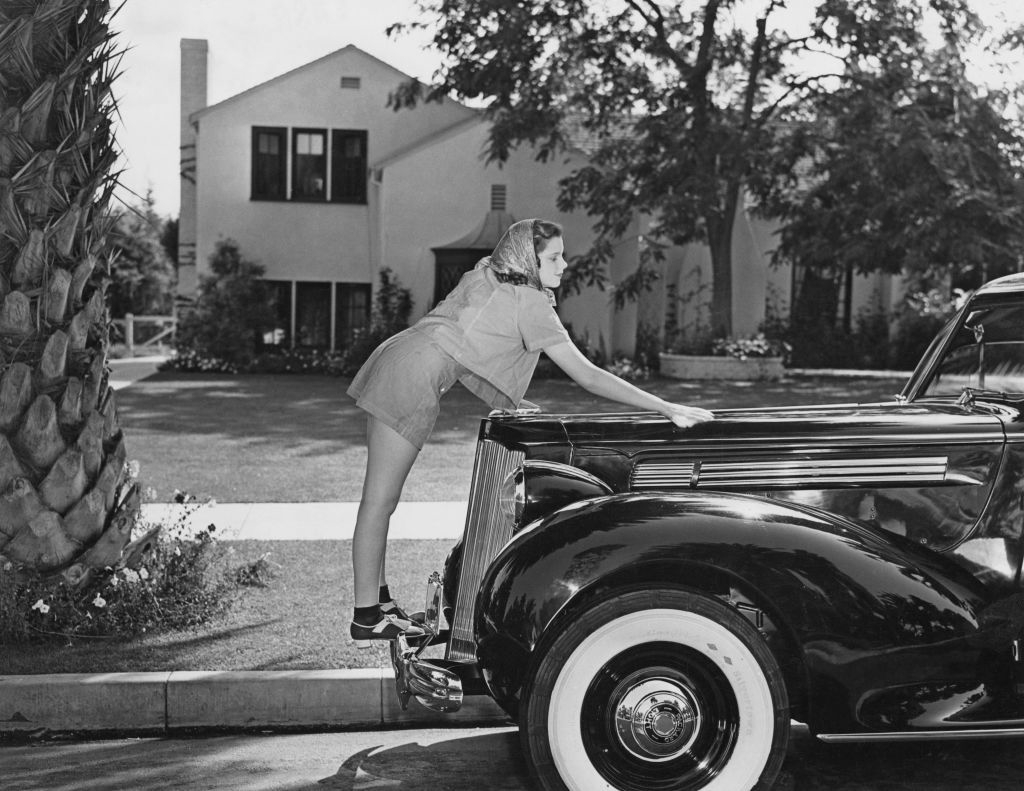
[{"x1": 475, "y1": 491, "x2": 994, "y2": 733}]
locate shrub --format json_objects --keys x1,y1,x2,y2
[
  {"x1": 711, "y1": 334, "x2": 790, "y2": 360},
  {"x1": 250, "y1": 348, "x2": 346, "y2": 375},
  {"x1": 779, "y1": 304, "x2": 891, "y2": 369},
  {"x1": 160, "y1": 348, "x2": 240, "y2": 374},
  {"x1": 0, "y1": 489, "x2": 236, "y2": 643},
  {"x1": 663, "y1": 326, "x2": 715, "y2": 356},
  {"x1": 173, "y1": 240, "x2": 277, "y2": 368},
  {"x1": 160, "y1": 346, "x2": 348, "y2": 376},
  {"x1": 233, "y1": 552, "x2": 280, "y2": 588},
  {"x1": 605, "y1": 356, "x2": 651, "y2": 380}
]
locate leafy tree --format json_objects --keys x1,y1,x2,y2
[
  {"x1": 108, "y1": 191, "x2": 176, "y2": 318},
  {"x1": 390, "y1": 0, "x2": 982, "y2": 337},
  {"x1": 0, "y1": 0, "x2": 139, "y2": 583},
  {"x1": 759, "y1": 14, "x2": 1024, "y2": 334},
  {"x1": 174, "y1": 240, "x2": 276, "y2": 367},
  {"x1": 370, "y1": 266, "x2": 413, "y2": 337}
]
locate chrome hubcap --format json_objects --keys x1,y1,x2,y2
[{"x1": 612, "y1": 677, "x2": 700, "y2": 762}]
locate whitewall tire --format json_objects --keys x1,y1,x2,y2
[{"x1": 520, "y1": 589, "x2": 789, "y2": 791}]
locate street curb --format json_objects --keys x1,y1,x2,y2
[
  {"x1": 0, "y1": 669, "x2": 510, "y2": 735},
  {"x1": 786, "y1": 367, "x2": 913, "y2": 379}
]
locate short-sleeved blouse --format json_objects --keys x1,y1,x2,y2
[{"x1": 413, "y1": 266, "x2": 570, "y2": 409}]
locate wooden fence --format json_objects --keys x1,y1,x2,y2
[{"x1": 110, "y1": 314, "x2": 176, "y2": 356}]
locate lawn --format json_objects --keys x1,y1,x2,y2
[
  {"x1": 116, "y1": 369, "x2": 910, "y2": 503},
  {"x1": 1, "y1": 370, "x2": 911, "y2": 674}
]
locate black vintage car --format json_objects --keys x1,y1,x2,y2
[{"x1": 392, "y1": 273, "x2": 1024, "y2": 791}]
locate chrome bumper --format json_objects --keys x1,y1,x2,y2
[
  {"x1": 390, "y1": 636, "x2": 464, "y2": 712},
  {"x1": 389, "y1": 572, "x2": 464, "y2": 713}
]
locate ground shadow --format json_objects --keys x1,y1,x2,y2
[
  {"x1": 317, "y1": 725, "x2": 1024, "y2": 790},
  {"x1": 5, "y1": 723, "x2": 1024, "y2": 790}
]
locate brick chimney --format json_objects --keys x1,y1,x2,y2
[{"x1": 178, "y1": 38, "x2": 208, "y2": 303}]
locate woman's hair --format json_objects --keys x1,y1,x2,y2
[{"x1": 532, "y1": 219, "x2": 563, "y2": 255}]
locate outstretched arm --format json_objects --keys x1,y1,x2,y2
[{"x1": 542, "y1": 341, "x2": 714, "y2": 427}]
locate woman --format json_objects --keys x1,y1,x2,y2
[{"x1": 347, "y1": 219, "x2": 713, "y2": 645}]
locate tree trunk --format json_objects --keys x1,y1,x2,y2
[
  {"x1": 708, "y1": 221, "x2": 734, "y2": 338},
  {"x1": 0, "y1": 0, "x2": 138, "y2": 587}
]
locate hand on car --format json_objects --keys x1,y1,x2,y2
[{"x1": 663, "y1": 403, "x2": 715, "y2": 428}]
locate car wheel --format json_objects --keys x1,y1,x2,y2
[{"x1": 521, "y1": 589, "x2": 789, "y2": 791}]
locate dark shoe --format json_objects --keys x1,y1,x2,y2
[{"x1": 351, "y1": 613, "x2": 425, "y2": 648}]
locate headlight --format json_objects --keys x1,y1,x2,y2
[{"x1": 499, "y1": 466, "x2": 525, "y2": 524}]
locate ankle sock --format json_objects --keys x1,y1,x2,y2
[
  {"x1": 353, "y1": 604, "x2": 380, "y2": 626},
  {"x1": 378, "y1": 584, "x2": 392, "y2": 604}
]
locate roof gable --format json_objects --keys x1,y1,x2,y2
[{"x1": 193, "y1": 44, "x2": 467, "y2": 120}]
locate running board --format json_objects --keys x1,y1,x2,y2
[{"x1": 817, "y1": 727, "x2": 1024, "y2": 743}]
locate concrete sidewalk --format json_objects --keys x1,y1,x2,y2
[
  {"x1": 141, "y1": 501, "x2": 468, "y2": 541},
  {"x1": 108, "y1": 354, "x2": 166, "y2": 390}
]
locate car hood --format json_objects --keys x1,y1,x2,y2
[{"x1": 483, "y1": 401, "x2": 1009, "y2": 453}]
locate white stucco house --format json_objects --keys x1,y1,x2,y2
[{"x1": 178, "y1": 40, "x2": 898, "y2": 356}]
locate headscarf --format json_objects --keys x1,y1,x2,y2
[{"x1": 475, "y1": 219, "x2": 544, "y2": 291}]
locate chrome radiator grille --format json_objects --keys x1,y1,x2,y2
[{"x1": 447, "y1": 439, "x2": 524, "y2": 662}]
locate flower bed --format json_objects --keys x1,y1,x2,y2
[{"x1": 659, "y1": 352, "x2": 784, "y2": 381}]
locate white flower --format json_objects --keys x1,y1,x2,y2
[
  {"x1": 92, "y1": 594, "x2": 106, "y2": 608},
  {"x1": 139, "y1": 567, "x2": 150, "y2": 580},
  {"x1": 31, "y1": 599, "x2": 50, "y2": 614},
  {"x1": 123, "y1": 568, "x2": 141, "y2": 584},
  {"x1": 109, "y1": 575, "x2": 119, "y2": 588},
  {"x1": 174, "y1": 546, "x2": 181, "y2": 557}
]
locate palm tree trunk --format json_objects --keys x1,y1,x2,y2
[{"x1": 0, "y1": 0, "x2": 138, "y2": 586}]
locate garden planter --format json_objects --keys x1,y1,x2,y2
[{"x1": 659, "y1": 352, "x2": 784, "y2": 381}]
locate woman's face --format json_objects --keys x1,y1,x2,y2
[{"x1": 537, "y1": 235, "x2": 567, "y2": 288}]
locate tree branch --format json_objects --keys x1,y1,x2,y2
[
  {"x1": 740, "y1": 16, "x2": 768, "y2": 132},
  {"x1": 690, "y1": 0, "x2": 722, "y2": 135},
  {"x1": 624, "y1": 0, "x2": 689, "y2": 72},
  {"x1": 757, "y1": 72, "x2": 846, "y2": 124}
]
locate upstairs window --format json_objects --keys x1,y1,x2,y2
[
  {"x1": 292, "y1": 128, "x2": 327, "y2": 200},
  {"x1": 251, "y1": 127, "x2": 286, "y2": 200},
  {"x1": 331, "y1": 130, "x2": 367, "y2": 204}
]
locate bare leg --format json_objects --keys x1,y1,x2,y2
[{"x1": 352, "y1": 416, "x2": 420, "y2": 608}]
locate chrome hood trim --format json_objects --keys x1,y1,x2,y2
[{"x1": 631, "y1": 456, "x2": 955, "y2": 490}]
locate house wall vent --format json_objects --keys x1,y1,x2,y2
[
  {"x1": 490, "y1": 184, "x2": 507, "y2": 211},
  {"x1": 340, "y1": 76, "x2": 361, "y2": 89}
]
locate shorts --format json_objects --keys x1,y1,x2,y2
[{"x1": 346, "y1": 327, "x2": 467, "y2": 449}]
